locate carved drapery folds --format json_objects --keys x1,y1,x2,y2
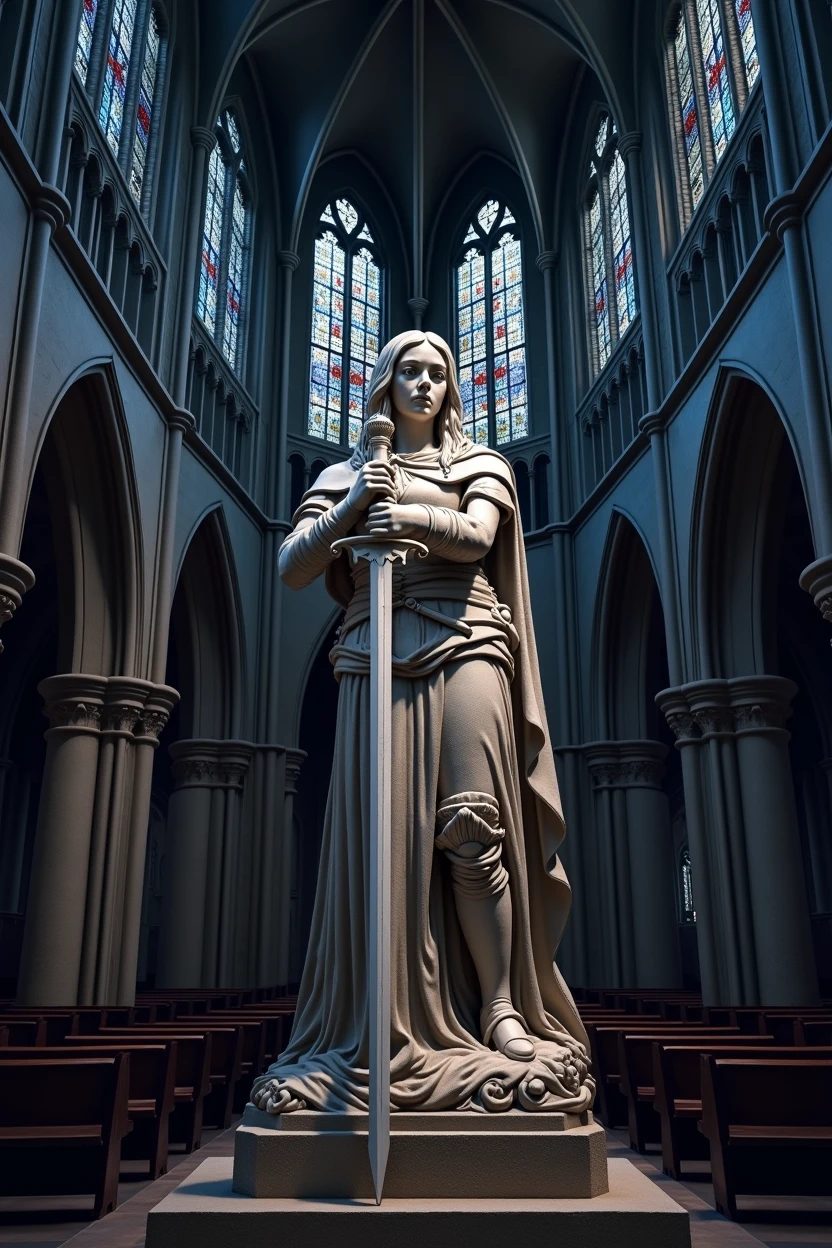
[
  {"x1": 657, "y1": 676, "x2": 818, "y2": 1006},
  {"x1": 16, "y1": 674, "x2": 177, "y2": 1007},
  {"x1": 584, "y1": 740, "x2": 681, "y2": 990},
  {"x1": 158, "y1": 738, "x2": 255, "y2": 989}
]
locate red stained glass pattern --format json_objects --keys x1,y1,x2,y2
[
  {"x1": 75, "y1": 0, "x2": 99, "y2": 85},
  {"x1": 129, "y1": 7, "x2": 159, "y2": 205},
  {"x1": 98, "y1": 0, "x2": 137, "y2": 156},
  {"x1": 308, "y1": 231, "x2": 346, "y2": 442},
  {"x1": 457, "y1": 247, "x2": 488, "y2": 444},
  {"x1": 491, "y1": 233, "x2": 527, "y2": 444},
  {"x1": 347, "y1": 248, "x2": 381, "y2": 445},
  {"x1": 589, "y1": 190, "x2": 611, "y2": 369},
  {"x1": 696, "y1": 0, "x2": 735, "y2": 160},
  {"x1": 674, "y1": 13, "x2": 704, "y2": 208},
  {"x1": 223, "y1": 178, "x2": 247, "y2": 368},
  {"x1": 196, "y1": 142, "x2": 224, "y2": 335},
  {"x1": 735, "y1": 0, "x2": 759, "y2": 89},
  {"x1": 609, "y1": 150, "x2": 637, "y2": 334}
]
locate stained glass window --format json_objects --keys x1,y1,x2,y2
[
  {"x1": 307, "y1": 199, "x2": 383, "y2": 444},
  {"x1": 681, "y1": 849, "x2": 696, "y2": 922},
  {"x1": 583, "y1": 118, "x2": 637, "y2": 376},
  {"x1": 734, "y1": 0, "x2": 759, "y2": 89},
  {"x1": 697, "y1": 0, "x2": 735, "y2": 159},
  {"x1": 75, "y1": 0, "x2": 99, "y2": 85},
  {"x1": 99, "y1": 0, "x2": 137, "y2": 157},
  {"x1": 223, "y1": 179, "x2": 247, "y2": 368},
  {"x1": 194, "y1": 111, "x2": 252, "y2": 374},
  {"x1": 589, "y1": 190, "x2": 611, "y2": 370},
  {"x1": 609, "y1": 151, "x2": 636, "y2": 335},
  {"x1": 129, "y1": 6, "x2": 159, "y2": 204},
  {"x1": 455, "y1": 200, "x2": 528, "y2": 446},
  {"x1": 196, "y1": 141, "x2": 224, "y2": 335},
  {"x1": 674, "y1": 13, "x2": 704, "y2": 208}
]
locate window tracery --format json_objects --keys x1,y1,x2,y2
[
  {"x1": 582, "y1": 118, "x2": 637, "y2": 377},
  {"x1": 666, "y1": 0, "x2": 760, "y2": 224},
  {"x1": 307, "y1": 198, "x2": 383, "y2": 446},
  {"x1": 196, "y1": 110, "x2": 253, "y2": 374},
  {"x1": 73, "y1": 0, "x2": 166, "y2": 214},
  {"x1": 455, "y1": 200, "x2": 528, "y2": 446}
]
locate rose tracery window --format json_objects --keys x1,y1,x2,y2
[
  {"x1": 195, "y1": 110, "x2": 253, "y2": 374},
  {"x1": 307, "y1": 198, "x2": 383, "y2": 447},
  {"x1": 455, "y1": 199, "x2": 528, "y2": 446},
  {"x1": 582, "y1": 117, "x2": 637, "y2": 376},
  {"x1": 73, "y1": 0, "x2": 165, "y2": 214},
  {"x1": 666, "y1": 0, "x2": 760, "y2": 227}
]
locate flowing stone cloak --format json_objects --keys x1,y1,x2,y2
[{"x1": 254, "y1": 444, "x2": 593, "y2": 1114}]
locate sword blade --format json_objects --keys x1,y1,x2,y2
[{"x1": 368, "y1": 554, "x2": 392, "y2": 1204}]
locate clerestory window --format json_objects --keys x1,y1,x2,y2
[
  {"x1": 307, "y1": 198, "x2": 383, "y2": 447},
  {"x1": 455, "y1": 199, "x2": 528, "y2": 446}
]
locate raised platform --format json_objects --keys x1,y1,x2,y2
[
  {"x1": 234, "y1": 1105, "x2": 609, "y2": 1199},
  {"x1": 145, "y1": 1155, "x2": 692, "y2": 1248}
]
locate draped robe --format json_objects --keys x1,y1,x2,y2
[{"x1": 252, "y1": 444, "x2": 594, "y2": 1114}]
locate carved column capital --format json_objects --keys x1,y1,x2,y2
[
  {"x1": 277, "y1": 250, "x2": 300, "y2": 272},
  {"x1": 284, "y1": 747, "x2": 306, "y2": 794},
  {"x1": 407, "y1": 296, "x2": 429, "y2": 322},
  {"x1": 585, "y1": 740, "x2": 667, "y2": 789},
  {"x1": 728, "y1": 675, "x2": 796, "y2": 734},
  {"x1": 616, "y1": 131, "x2": 643, "y2": 161},
  {"x1": 638, "y1": 409, "x2": 666, "y2": 439},
  {"x1": 535, "y1": 251, "x2": 559, "y2": 273},
  {"x1": 190, "y1": 126, "x2": 217, "y2": 153},
  {"x1": 0, "y1": 553, "x2": 36, "y2": 652},
  {"x1": 33, "y1": 185, "x2": 71, "y2": 235},
  {"x1": 799, "y1": 555, "x2": 832, "y2": 636},
  {"x1": 764, "y1": 191, "x2": 803, "y2": 240},
  {"x1": 215, "y1": 740, "x2": 255, "y2": 789},
  {"x1": 167, "y1": 406, "x2": 196, "y2": 434},
  {"x1": 169, "y1": 738, "x2": 254, "y2": 789},
  {"x1": 38, "y1": 674, "x2": 108, "y2": 733}
]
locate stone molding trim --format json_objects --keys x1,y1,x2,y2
[
  {"x1": 799, "y1": 554, "x2": 832, "y2": 634},
  {"x1": 656, "y1": 675, "x2": 797, "y2": 743},
  {"x1": 584, "y1": 739, "x2": 668, "y2": 790},
  {"x1": 169, "y1": 738, "x2": 256, "y2": 790},
  {"x1": 38, "y1": 673, "x2": 178, "y2": 739},
  {"x1": 0, "y1": 553, "x2": 36, "y2": 651},
  {"x1": 283, "y1": 747, "x2": 306, "y2": 794}
]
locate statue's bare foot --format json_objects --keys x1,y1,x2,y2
[{"x1": 491, "y1": 1015, "x2": 535, "y2": 1062}]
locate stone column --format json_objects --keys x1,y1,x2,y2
[
  {"x1": 276, "y1": 749, "x2": 305, "y2": 988},
  {"x1": 586, "y1": 741, "x2": 681, "y2": 989},
  {"x1": 658, "y1": 677, "x2": 819, "y2": 1005},
  {"x1": 16, "y1": 675, "x2": 106, "y2": 1005},
  {"x1": 214, "y1": 742, "x2": 253, "y2": 988},
  {"x1": 639, "y1": 413, "x2": 683, "y2": 684}
]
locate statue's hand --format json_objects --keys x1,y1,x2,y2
[
  {"x1": 346, "y1": 461, "x2": 397, "y2": 512},
  {"x1": 366, "y1": 501, "x2": 428, "y2": 539}
]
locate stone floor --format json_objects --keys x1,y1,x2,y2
[{"x1": 0, "y1": 1123, "x2": 828, "y2": 1247}]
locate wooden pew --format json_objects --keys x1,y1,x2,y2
[
  {"x1": 619, "y1": 1032, "x2": 778, "y2": 1153},
  {"x1": 97, "y1": 1024, "x2": 243, "y2": 1128},
  {"x1": 0, "y1": 1055, "x2": 129, "y2": 1218},
  {"x1": 1, "y1": 1043, "x2": 176, "y2": 1178},
  {"x1": 0, "y1": 1011, "x2": 79, "y2": 1042},
  {"x1": 796, "y1": 1019, "x2": 832, "y2": 1045},
  {"x1": 654, "y1": 1043, "x2": 832, "y2": 1178},
  {"x1": 700, "y1": 1057, "x2": 832, "y2": 1219},
  {"x1": 586, "y1": 1022, "x2": 739, "y2": 1127},
  {"x1": 0, "y1": 1017, "x2": 46, "y2": 1045},
  {"x1": 67, "y1": 1033, "x2": 211, "y2": 1153}
]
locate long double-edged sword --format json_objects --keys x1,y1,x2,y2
[{"x1": 333, "y1": 414, "x2": 427, "y2": 1203}]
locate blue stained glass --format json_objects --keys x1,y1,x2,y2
[
  {"x1": 609, "y1": 151, "x2": 637, "y2": 334},
  {"x1": 99, "y1": 0, "x2": 137, "y2": 156},
  {"x1": 347, "y1": 247, "x2": 381, "y2": 445},
  {"x1": 697, "y1": 0, "x2": 736, "y2": 160},
  {"x1": 675, "y1": 12, "x2": 704, "y2": 207},
  {"x1": 196, "y1": 142, "x2": 224, "y2": 335},
  {"x1": 492, "y1": 233, "x2": 527, "y2": 444},
  {"x1": 307, "y1": 232, "x2": 346, "y2": 442},
  {"x1": 75, "y1": 0, "x2": 98, "y2": 84},
  {"x1": 589, "y1": 190, "x2": 611, "y2": 370},
  {"x1": 457, "y1": 245, "x2": 488, "y2": 444},
  {"x1": 129, "y1": 6, "x2": 159, "y2": 204},
  {"x1": 734, "y1": 0, "x2": 759, "y2": 89},
  {"x1": 223, "y1": 178, "x2": 246, "y2": 368}
]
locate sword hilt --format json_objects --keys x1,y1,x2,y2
[{"x1": 366, "y1": 413, "x2": 395, "y2": 463}]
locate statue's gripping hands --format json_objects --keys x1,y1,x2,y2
[{"x1": 253, "y1": 331, "x2": 594, "y2": 1116}]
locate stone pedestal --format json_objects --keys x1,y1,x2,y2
[{"x1": 146, "y1": 1155, "x2": 690, "y2": 1248}]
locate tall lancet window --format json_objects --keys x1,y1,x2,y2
[
  {"x1": 195, "y1": 110, "x2": 253, "y2": 374},
  {"x1": 456, "y1": 200, "x2": 528, "y2": 446},
  {"x1": 680, "y1": 848, "x2": 696, "y2": 922},
  {"x1": 582, "y1": 116, "x2": 637, "y2": 377},
  {"x1": 307, "y1": 198, "x2": 383, "y2": 446},
  {"x1": 73, "y1": 0, "x2": 167, "y2": 215},
  {"x1": 665, "y1": 0, "x2": 760, "y2": 227}
]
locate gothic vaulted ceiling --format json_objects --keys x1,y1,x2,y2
[{"x1": 197, "y1": 0, "x2": 638, "y2": 256}]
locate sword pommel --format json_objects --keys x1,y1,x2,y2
[{"x1": 366, "y1": 414, "x2": 395, "y2": 462}]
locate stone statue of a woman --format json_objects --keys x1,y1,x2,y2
[{"x1": 252, "y1": 330, "x2": 594, "y2": 1114}]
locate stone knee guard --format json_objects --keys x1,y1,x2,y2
[{"x1": 434, "y1": 791, "x2": 509, "y2": 899}]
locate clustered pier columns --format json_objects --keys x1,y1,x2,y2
[
  {"x1": 16, "y1": 674, "x2": 177, "y2": 1007},
  {"x1": 658, "y1": 676, "x2": 819, "y2": 1006},
  {"x1": 157, "y1": 739, "x2": 254, "y2": 989},
  {"x1": 585, "y1": 741, "x2": 682, "y2": 990}
]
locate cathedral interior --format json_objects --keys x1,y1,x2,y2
[{"x1": 0, "y1": 0, "x2": 832, "y2": 1242}]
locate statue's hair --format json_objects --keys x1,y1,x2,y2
[{"x1": 349, "y1": 330, "x2": 471, "y2": 475}]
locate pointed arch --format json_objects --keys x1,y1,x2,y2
[
  {"x1": 171, "y1": 505, "x2": 246, "y2": 738},
  {"x1": 26, "y1": 362, "x2": 143, "y2": 678},
  {"x1": 690, "y1": 363, "x2": 813, "y2": 680},
  {"x1": 591, "y1": 507, "x2": 669, "y2": 740}
]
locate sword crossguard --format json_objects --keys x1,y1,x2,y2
[{"x1": 331, "y1": 536, "x2": 428, "y2": 566}]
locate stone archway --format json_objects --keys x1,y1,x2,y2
[
  {"x1": 659, "y1": 372, "x2": 822, "y2": 1004},
  {"x1": 154, "y1": 508, "x2": 253, "y2": 990},
  {"x1": 12, "y1": 368, "x2": 176, "y2": 1007},
  {"x1": 585, "y1": 511, "x2": 683, "y2": 990}
]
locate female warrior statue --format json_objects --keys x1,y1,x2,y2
[{"x1": 253, "y1": 330, "x2": 594, "y2": 1114}]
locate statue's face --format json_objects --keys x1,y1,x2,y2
[{"x1": 391, "y1": 343, "x2": 448, "y2": 425}]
